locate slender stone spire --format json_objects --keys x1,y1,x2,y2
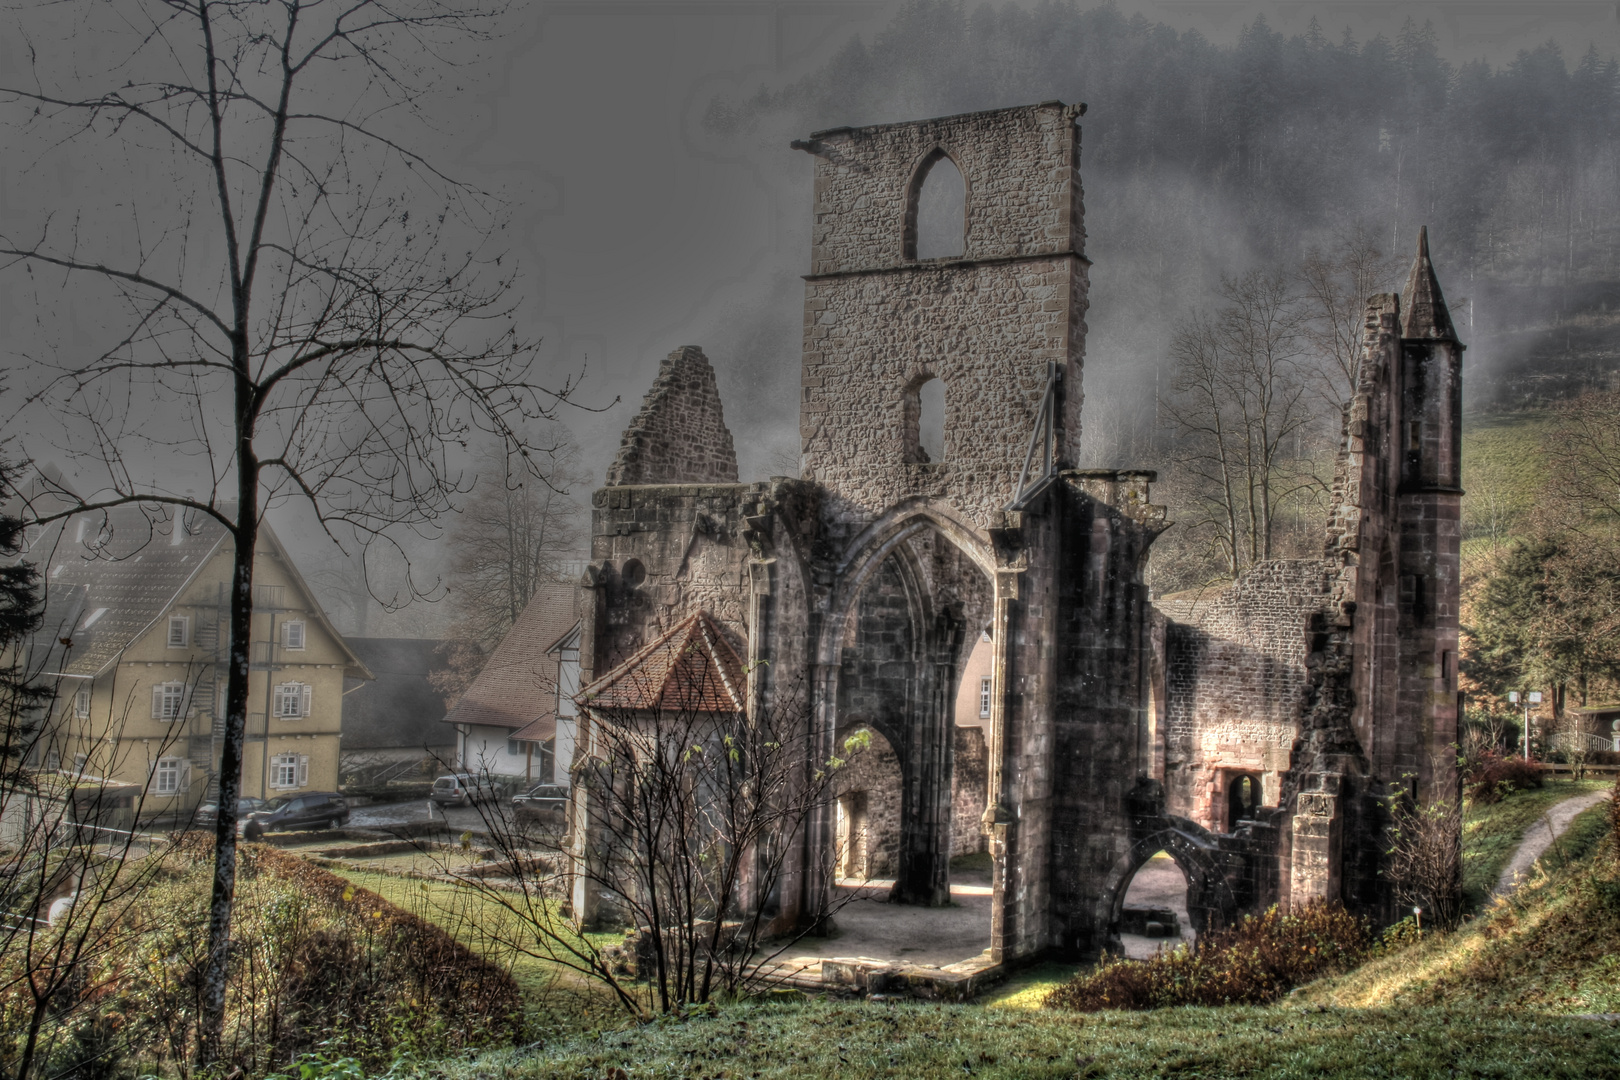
[{"x1": 1401, "y1": 226, "x2": 1458, "y2": 342}]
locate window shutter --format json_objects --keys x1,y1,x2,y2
[
  {"x1": 301, "y1": 684, "x2": 313, "y2": 717},
  {"x1": 297, "y1": 755, "x2": 309, "y2": 787},
  {"x1": 152, "y1": 685, "x2": 165, "y2": 719},
  {"x1": 180, "y1": 759, "x2": 193, "y2": 792}
]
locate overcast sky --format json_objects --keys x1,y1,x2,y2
[
  {"x1": 5, "y1": 0, "x2": 1619, "y2": 634},
  {"x1": 475, "y1": 0, "x2": 1620, "y2": 485}
]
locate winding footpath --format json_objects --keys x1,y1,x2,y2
[{"x1": 1491, "y1": 788, "x2": 1613, "y2": 900}]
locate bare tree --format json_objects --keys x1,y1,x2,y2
[
  {"x1": 1162, "y1": 271, "x2": 1328, "y2": 578},
  {"x1": 439, "y1": 657, "x2": 868, "y2": 1020},
  {"x1": 431, "y1": 432, "x2": 588, "y2": 705},
  {"x1": 1299, "y1": 225, "x2": 1401, "y2": 411},
  {"x1": 1384, "y1": 780, "x2": 1463, "y2": 931},
  {"x1": 0, "y1": 1, "x2": 581, "y2": 1062}
]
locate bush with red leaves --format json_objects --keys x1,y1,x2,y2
[
  {"x1": 1044, "y1": 900, "x2": 1372, "y2": 1012},
  {"x1": 1465, "y1": 751, "x2": 1544, "y2": 804}
]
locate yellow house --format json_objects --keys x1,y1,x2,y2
[{"x1": 28, "y1": 503, "x2": 370, "y2": 815}]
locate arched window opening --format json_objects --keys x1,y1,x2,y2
[
  {"x1": 1120, "y1": 850, "x2": 1193, "y2": 959},
  {"x1": 1227, "y1": 773, "x2": 1262, "y2": 830},
  {"x1": 906, "y1": 151, "x2": 966, "y2": 260}
]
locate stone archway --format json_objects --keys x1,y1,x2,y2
[
  {"x1": 820, "y1": 503, "x2": 997, "y2": 908},
  {"x1": 1094, "y1": 813, "x2": 1242, "y2": 949}
]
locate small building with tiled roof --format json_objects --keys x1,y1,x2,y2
[
  {"x1": 14, "y1": 498, "x2": 370, "y2": 814},
  {"x1": 575, "y1": 610, "x2": 747, "y2": 717},
  {"x1": 442, "y1": 580, "x2": 582, "y2": 785}
]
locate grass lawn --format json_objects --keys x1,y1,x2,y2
[
  {"x1": 329, "y1": 866, "x2": 626, "y2": 1032},
  {"x1": 1461, "y1": 777, "x2": 1610, "y2": 910},
  {"x1": 1304, "y1": 802, "x2": 1620, "y2": 1015},
  {"x1": 422, "y1": 998, "x2": 1620, "y2": 1079}
]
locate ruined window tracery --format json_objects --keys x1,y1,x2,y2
[{"x1": 904, "y1": 149, "x2": 965, "y2": 260}]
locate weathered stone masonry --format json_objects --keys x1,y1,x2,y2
[{"x1": 570, "y1": 101, "x2": 1462, "y2": 964}]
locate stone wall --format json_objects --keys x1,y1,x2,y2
[
  {"x1": 952, "y1": 725, "x2": 989, "y2": 857},
  {"x1": 833, "y1": 726, "x2": 904, "y2": 878},
  {"x1": 1156, "y1": 560, "x2": 1338, "y2": 831},
  {"x1": 799, "y1": 102, "x2": 1089, "y2": 529},
  {"x1": 605, "y1": 346, "x2": 738, "y2": 487}
]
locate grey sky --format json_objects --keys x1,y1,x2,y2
[{"x1": 4, "y1": 0, "x2": 1617, "y2": 635}]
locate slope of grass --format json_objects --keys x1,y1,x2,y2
[
  {"x1": 1461, "y1": 778, "x2": 1610, "y2": 910},
  {"x1": 1460, "y1": 412, "x2": 1552, "y2": 547},
  {"x1": 1301, "y1": 801, "x2": 1620, "y2": 1015},
  {"x1": 423, "y1": 998, "x2": 1620, "y2": 1080}
]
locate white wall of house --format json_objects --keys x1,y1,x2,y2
[{"x1": 457, "y1": 725, "x2": 532, "y2": 778}]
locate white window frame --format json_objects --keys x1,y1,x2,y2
[
  {"x1": 273, "y1": 682, "x2": 312, "y2": 718},
  {"x1": 282, "y1": 620, "x2": 306, "y2": 650},
  {"x1": 72, "y1": 753, "x2": 87, "y2": 773},
  {"x1": 153, "y1": 756, "x2": 187, "y2": 795},
  {"x1": 270, "y1": 752, "x2": 310, "y2": 790},
  {"x1": 153, "y1": 681, "x2": 188, "y2": 721},
  {"x1": 74, "y1": 688, "x2": 91, "y2": 719},
  {"x1": 167, "y1": 615, "x2": 190, "y2": 648},
  {"x1": 979, "y1": 677, "x2": 992, "y2": 719}
]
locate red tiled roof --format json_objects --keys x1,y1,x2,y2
[
  {"x1": 577, "y1": 611, "x2": 746, "y2": 715},
  {"x1": 443, "y1": 582, "x2": 580, "y2": 731},
  {"x1": 510, "y1": 714, "x2": 556, "y2": 742}
]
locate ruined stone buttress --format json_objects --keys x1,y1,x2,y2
[{"x1": 569, "y1": 102, "x2": 1462, "y2": 961}]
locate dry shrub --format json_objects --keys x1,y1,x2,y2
[
  {"x1": 1465, "y1": 752, "x2": 1543, "y2": 804},
  {"x1": 1044, "y1": 901, "x2": 1372, "y2": 1012}
]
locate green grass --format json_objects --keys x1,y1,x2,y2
[
  {"x1": 1462, "y1": 778, "x2": 1610, "y2": 910},
  {"x1": 329, "y1": 867, "x2": 625, "y2": 1032},
  {"x1": 1302, "y1": 803, "x2": 1620, "y2": 1016},
  {"x1": 1461, "y1": 412, "x2": 1553, "y2": 546},
  {"x1": 980, "y1": 960, "x2": 1082, "y2": 1009},
  {"x1": 416, "y1": 998, "x2": 1620, "y2": 1079}
]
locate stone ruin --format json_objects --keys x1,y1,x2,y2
[{"x1": 569, "y1": 101, "x2": 1462, "y2": 965}]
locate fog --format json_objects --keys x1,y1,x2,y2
[{"x1": 4, "y1": 0, "x2": 1618, "y2": 636}]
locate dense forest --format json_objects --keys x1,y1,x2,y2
[{"x1": 710, "y1": 1, "x2": 1620, "y2": 464}]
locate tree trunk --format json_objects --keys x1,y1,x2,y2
[{"x1": 198, "y1": 454, "x2": 259, "y2": 1065}]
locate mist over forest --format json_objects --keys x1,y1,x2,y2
[{"x1": 705, "y1": 1, "x2": 1620, "y2": 470}]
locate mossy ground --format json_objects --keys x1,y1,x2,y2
[{"x1": 420, "y1": 999, "x2": 1619, "y2": 1079}]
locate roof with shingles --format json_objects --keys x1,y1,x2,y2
[
  {"x1": 442, "y1": 581, "x2": 580, "y2": 732},
  {"x1": 576, "y1": 610, "x2": 746, "y2": 715},
  {"x1": 35, "y1": 506, "x2": 229, "y2": 677},
  {"x1": 16, "y1": 500, "x2": 368, "y2": 680}
]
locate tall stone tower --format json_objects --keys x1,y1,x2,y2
[{"x1": 797, "y1": 102, "x2": 1088, "y2": 528}]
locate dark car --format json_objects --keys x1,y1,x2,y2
[
  {"x1": 193, "y1": 796, "x2": 264, "y2": 828},
  {"x1": 239, "y1": 792, "x2": 349, "y2": 840},
  {"x1": 511, "y1": 783, "x2": 569, "y2": 827}
]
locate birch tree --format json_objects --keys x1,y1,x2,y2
[{"x1": 0, "y1": 0, "x2": 574, "y2": 1063}]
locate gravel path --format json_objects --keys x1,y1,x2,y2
[{"x1": 1492, "y1": 789, "x2": 1612, "y2": 899}]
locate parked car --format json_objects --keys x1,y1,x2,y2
[
  {"x1": 511, "y1": 783, "x2": 569, "y2": 826},
  {"x1": 239, "y1": 792, "x2": 349, "y2": 840},
  {"x1": 431, "y1": 772, "x2": 495, "y2": 807},
  {"x1": 192, "y1": 796, "x2": 264, "y2": 828}
]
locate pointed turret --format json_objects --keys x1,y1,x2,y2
[{"x1": 1401, "y1": 226, "x2": 1458, "y2": 342}]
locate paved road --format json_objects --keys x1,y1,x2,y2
[
  {"x1": 347, "y1": 797, "x2": 507, "y2": 834},
  {"x1": 1493, "y1": 789, "x2": 1613, "y2": 899}
]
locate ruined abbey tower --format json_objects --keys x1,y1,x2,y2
[{"x1": 570, "y1": 101, "x2": 1462, "y2": 968}]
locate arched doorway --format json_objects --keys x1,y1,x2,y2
[
  {"x1": 1116, "y1": 850, "x2": 1194, "y2": 959},
  {"x1": 1095, "y1": 815, "x2": 1241, "y2": 955},
  {"x1": 824, "y1": 511, "x2": 996, "y2": 912},
  {"x1": 1227, "y1": 772, "x2": 1262, "y2": 831}
]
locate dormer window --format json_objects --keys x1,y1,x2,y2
[
  {"x1": 167, "y1": 616, "x2": 190, "y2": 648},
  {"x1": 283, "y1": 620, "x2": 306, "y2": 650}
]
